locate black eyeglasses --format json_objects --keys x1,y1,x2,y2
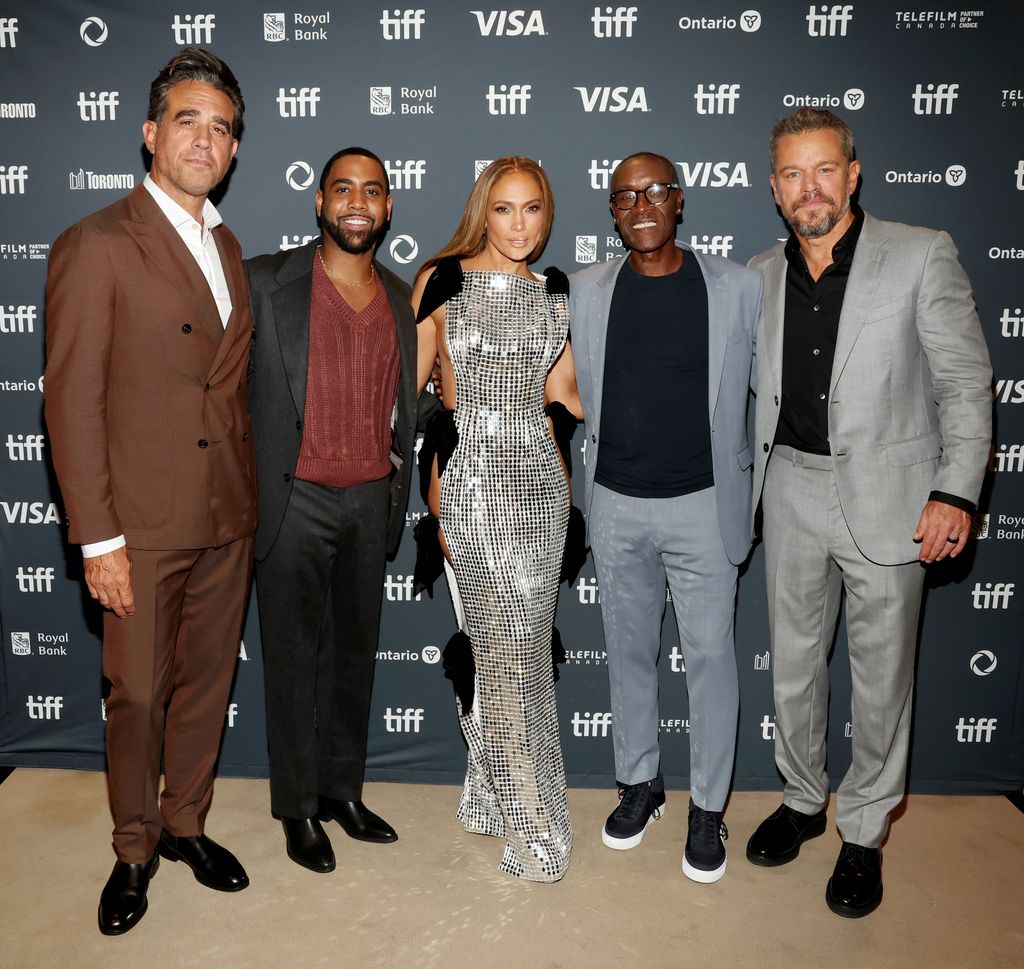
[{"x1": 609, "y1": 182, "x2": 680, "y2": 210}]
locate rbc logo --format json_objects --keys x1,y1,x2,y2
[
  {"x1": 575, "y1": 236, "x2": 598, "y2": 264},
  {"x1": 370, "y1": 86, "x2": 393, "y2": 115},
  {"x1": 171, "y1": 14, "x2": 216, "y2": 45},
  {"x1": 264, "y1": 13, "x2": 287, "y2": 42},
  {"x1": 11, "y1": 632, "x2": 30, "y2": 656}
]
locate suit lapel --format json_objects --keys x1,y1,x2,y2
[
  {"x1": 205, "y1": 228, "x2": 247, "y2": 380},
  {"x1": 589, "y1": 258, "x2": 624, "y2": 432},
  {"x1": 687, "y1": 244, "x2": 728, "y2": 421},
  {"x1": 272, "y1": 269, "x2": 313, "y2": 418},
  {"x1": 760, "y1": 250, "x2": 787, "y2": 391}
]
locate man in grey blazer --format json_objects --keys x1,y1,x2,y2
[
  {"x1": 246, "y1": 148, "x2": 418, "y2": 873},
  {"x1": 745, "y1": 108, "x2": 991, "y2": 917},
  {"x1": 570, "y1": 152, "x2": 762, "y2": 883}
]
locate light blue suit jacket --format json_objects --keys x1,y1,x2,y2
[{"x1": 569, "y1": 241, "x2": 762, "y2": 566}]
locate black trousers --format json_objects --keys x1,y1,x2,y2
[{"x1": 256, "y1": 476, "x2": 389, "y2": 819}]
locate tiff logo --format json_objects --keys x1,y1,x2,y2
[
  {"x1": 27, "y1": 695, "x2": 63, "y2": 720},
  {"x1": 225, "y1": 703, "x2": 238, "y2": 727},
  {"x1": 970, "y1": 582, "x2": 1015, "y2": 609},
  {"x1": 277, "y1": 87, "x2": 321, "y2": 117},
  {"x1": 486, "y1": 84, "x2": 531, "y2": 114},
  {"x1": 571, "y1": 711, "x2": 612, "y2": 737},
  {"x1": 280, "y1": 233, "x2": 317, "y2": 251},
  {"x1": 1015, "y1": 160, "x2": 1024, "y2": 192},
  {"x1": 385, "y1": 159, "x2": 426, "y2": 189},
  {"x1": 17, "y1": 566, "x2": 55, "y2": 592},
  {"x1": 912, "y1": 83, "x2": 959, "y2": 115},
  {"x1": 588, "y1": 158, "x2": 622, "y2": 190},
  {"x1": 0, "y1": 165, "x2": 28, "y2": 195},
  {"x1": 0, "y1": 17, "x2": 17, "y2": 47},
  {"x1": 991, "y1": 444, "x2": 1024, "y2": 472},
  {"x1": 384, "y1": 574, "x2": 424, "y2": 602},
  {"x1": 472, "y1": 9, "x2": 545, "y2": 36},
  {"x1": 592, "y1": 5, "x2": 637, "y2": 37},
  {"x1": 384, "y1": 707, "x2": 425, "y2": 732},
  {"x1": 380, "y1": 9, "x2": 425, "y2": 39},
  {"x1": 1001, "y1": 307, "x2": 1023, "y2": 338},
  {"x1": 0, "y1": 305, "x2": 36, "y2": 333},
  {"x1": 806, "y1": 4, "x2": 853, "y2": 36},
  {"x1": 954, "y1": 717, "x2": 997, "y2": 743},
  {"x1": 690, "y1": 234, "x2": 734, "y2": 257},
  {"x1": 754, "y1": 651, "x2": 770, "y2": 670},
  {"x1": 172, "y1": 14, "x2": 216, "y2": 45},
  {"x1": 694, "y1": 83, "x2": 741, "y2": 115},
  {"x1": 77, "y1": 91, "x2": 119, "y2": 121},
  {"x1": 669, "y1": 645, "x2": 686, "y2": 673},
  {"x1": 576, "y1": 576, "x2": 600, "y2": 604},
  {"x1": 760, "y1": 715, "x2": 776, "y2": 740},
  {"x1": 5, "y1": 433, "x2": 45, "y2": 461}
]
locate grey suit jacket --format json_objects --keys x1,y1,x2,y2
[
  {"x1": 569, "y1": 241, "x2": 762, "y2": 566},
  {"x1": 245, "y1": 239, "x2": 418, "y2": 561},
  {"x1": 749, "y1": 211, "x2": 992, "y2": 566}
]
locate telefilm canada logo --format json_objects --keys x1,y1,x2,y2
[
  {"x1": 678, "y1": 10, "x2": 761, "y2": 31},
  {"x1": 0, "y1": 242, "x2": 49, "y2": 261},
  {"x1": 895, "y1": 9, "x2": 985, "y2": 30}
]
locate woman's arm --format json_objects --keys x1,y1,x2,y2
[
  {"x1": 544, "y1": 340, "x2": 583, "y2": 420},
  {"x1": 411, "y1": 269, "x2": 441, "y2": 395}
]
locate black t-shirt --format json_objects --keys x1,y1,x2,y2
[{"x1": 595, "y1": 254, "x2": 714, "y2": 498}]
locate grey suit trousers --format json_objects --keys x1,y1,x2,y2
[
  {"x1": 763, "y1": 447, "x2": 925, "y2": 848},
  {"x1": 590, "y1": 483, "x2": 739, "y2": 811}
]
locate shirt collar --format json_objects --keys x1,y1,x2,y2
[{"x1": 143, "y1": 174, "x2": 223, "y2": 233}]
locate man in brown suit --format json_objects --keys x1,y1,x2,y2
[{"x1": 44, "y1": 48, "x2": 255, "y2": 936}]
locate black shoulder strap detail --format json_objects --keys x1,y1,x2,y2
[
  {"x1": 416, "y1": 256, "x2": 463, "y2": 323},
  {"x1": 543, "y1": 265, "x2": 569, "y2": 295}
]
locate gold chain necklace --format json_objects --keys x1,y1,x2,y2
[{"x1": 317, "y1": 246, "x2": 376, "y2": 287}]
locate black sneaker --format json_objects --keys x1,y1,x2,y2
[
  {"x1": 601, "y1": 780, "x2": 666, "y2": 850},
  {"x1": 682, "y1": 799, "x2": 727, "y2": 883}
]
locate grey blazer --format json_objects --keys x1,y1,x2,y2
[
  {"x1": 569, "y1": 241, "x2": 763, "y2": 566},
  {"x1": 749, "y1": 211, "x2": 992, "y2": 566},
  {"x1": 245, "y1": 239, "x2": 418, "y2": 561}
]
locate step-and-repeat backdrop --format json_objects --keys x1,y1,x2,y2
[{"x1": 1, "y1": 1, "x2": 1021, "y2": 793}]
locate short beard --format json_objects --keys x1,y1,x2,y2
[
  {"x1": 319, "y1": 212, "x2": 386, "y2": 255},
  {"x1": 789, "y1": 196, "x2": 850, "y2": 240}
]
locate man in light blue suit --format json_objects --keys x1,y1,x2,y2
[{"x1": 569, "y1": 152, "x2": 762, "y2": 883}]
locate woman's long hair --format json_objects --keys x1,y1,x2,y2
[{"x1": 419, "y1": 157, "x2": 554, "y2": 274}]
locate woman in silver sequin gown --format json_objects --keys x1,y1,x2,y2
[{"x1": 413, "y1": 158, "x2": 581, "y2": 882}]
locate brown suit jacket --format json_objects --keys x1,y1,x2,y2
[{"x1": 44, "y1": 184, "x2": 257, "y2": 550}]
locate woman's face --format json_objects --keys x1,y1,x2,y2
[{"x1": 483, "y1": 171, "x2": 546, "y2": 264}]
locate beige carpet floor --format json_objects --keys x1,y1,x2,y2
[{"x1": 0, "y1": 769, "x2": 1020, "y2": 969}]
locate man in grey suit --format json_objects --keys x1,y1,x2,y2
[
  {"x1": 246, "y1": 148, "x2": 418, "y2": 873},
  {"x1": 570, "y1": 152, "x2": 762, "y2": 883},
  {"x1": 745, "y1": 108, "x2": 991, "y2": 917}
]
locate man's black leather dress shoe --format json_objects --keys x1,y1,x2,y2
[
  {"x1": 319, "y1": 797, "x2": 398, "y2": 843},
  {"x1": 746, "y1": 803, "x2": 828, "y2": 866},
  {"x1": 98, "y1": 854, "x2": 159, "y2": 936},
  {"x1": 158, "y1": 831, "x2": 249, "y2": 891},
  {"x1": 826, "y1": 842, "x2": 883, "y2": 918},
  {"x1": 282, "y1": 817, "x2": 336, "y2": 873}
]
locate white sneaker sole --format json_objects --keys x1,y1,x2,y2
[
  {"x1": 601, "y1": 803, "x2": 666, "y2": 851},
  {"x1": 683, "y1": 849, "x2": 727, "y2": 883}
]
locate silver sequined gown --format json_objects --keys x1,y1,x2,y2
[{"x1": 441, "y1": 270, "x2": 573, "y2": 882}]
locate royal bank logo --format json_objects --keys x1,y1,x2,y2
[
  {"x1": 0, "y1": 102, "x2": 35, "y2": 119},
  {"x1": 895, "y1": 9, "x2": 985, "y2": 30},
  {"x1": 677, "y1": 161, "x2": 750, "y2": 188},
  {"x1": 263, "y1": 12, "x2": 287, "y2": 41},
  {"x1": 11, "y1": 631, "x2": 30, "y2": 656},
  {"x1": 912, "y1": 82, "x2": 959, "y2": 115},
  {"x1": 280, "y1": 233, "x2": 317, "y2": 251},
  {"x1": 171, "y1": 13, "x2": 216, "y2": 45},
  {"x1": 995, "y1": 378, "x2": 1024, "y2": 404},
  {"x1": 754, "y1": 650, "x2": 770, "y2": 670},
  {"x1": 954, "y1": 716, "x2": 997, "y2": 743},
  {"x1": 0, "y1": 165, "x2": 28, "y2": 195},
  {"x1": 571, "y1": 711, "x2": 612, "y2": 737},
  {"x1": 760, "y1": 715, "x2": 775, "y2": 740},
  {"x1": 693, "y1": 83, "x2": 741, "y2": 115},
  {"x1": 690, "y1": 235, "x2": 734, "y2": 258},
  {"x1": 970, "y1": 650, "x2": 997, "y2": 676},
  {"x1": 884, "y1": 165, "x2": 967, "y2": 187},
  {"x1": 384, "y1": 573, "x2": 425, "y2": 602},
  {"x1": 0, "y1": 17, "x2": 18, "y2": 47},
  {"x1": 972, "y1": 512, "x2": 990, "y2": 539},
  {"x1": 576, "y1": 576, "x2": 600, "y2": 604},
  {"x1": 381, "y1": 9, "x2": 425, "y2": 39},
  {"x1": 783, "y1": 88, "x2": 864, "y2": 111},
  {"x1": 981, "y1": 514, "x2": 1024, "y2": 541},
  {"x1": 77, "y1": 91, "x2": 120, "y2": 122},
  {"x1": 575, "y1": 86, "x2": 648, "y2": 113},
  {"x1": 0, "y1": 304, "x2": 36, "y2": 333},
  {"x1": 285, "y1": 161, "x2": 315, "y2": 191},
  {"x1": 277, "y1": 87, "x2": 321, "y2": 118},
  {"x1": 678, "y1": 10, "x2": 762, "y2": 31},
  {"x1": 388, "y1": 234, "x2": 419, "y2": 265},
  {"x1": 669, "y1": 645, "x2": 686, "y2": 673},
  {"x1": 27, "y1": 695, "x2": 63, "y2": 720},
  {"x1": 384, "y1": 707, "x2": 425, "y2": 732},
  {"x1": 385, "y1": 159, "x2": 426, "y2": 189},
  {"x1": 472, "y1": 9, "x2": 545, "y2": 35},
  {"x1": 592, "y1": 5, "x2": 637, "y2": 37},
  {"x1": 370, "y1": 86, "x2": 393, "y2": 115},
  {"x1": 575, "y1": 235, "x2": 598, "y2": 264},
  {"x1": 68, "y1": 169, "x2": 135, "y2": 191},
  {"x1": 970, "y1": 581, "x2": 1015, "y2": 608},
  {"x1": 5, "y1": 433, "x2": 45, "y2": 461},
  {"x1": 474, "y1": 160, "x2": 493, "y2": 179},
  {"x1": 991, "y1": 444, "x2": 1024, "y2": 472},
  {"x1": 806, "y1": 4, "x2": 853, "y2": 36},
  {"x1": 486, "y1": 84, "x2": 531, "y2": 115},
  {"x1": 33, "y1": 633, "x2": 69, "y2": 657},
  {"x1": 80, "y1": 16, "x2": 108, "y2": 45},
  {"x1": 370, "y1": 86, "x2": 436, "y2": 116}
]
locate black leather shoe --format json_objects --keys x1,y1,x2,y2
[
  {"x1": 319, "y1": 797, "x2": 397, "y2": 843},
  {"x1": 98, "y1": 854, "x2": 159, "y2": 936},
  {"x1": 282, "y1": 817, "x2": 336, "y2": 873},
  {"x1": 158, "y1": 831, "x2": 249, "y2": 892},
  {"x1": 826, "y1": 842, "x2": 883, "y2": 918},
  {"x1": 746, "y1": 803, "x2": 828, "y2": 867}
]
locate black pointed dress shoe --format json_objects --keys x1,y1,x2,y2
[
  {"x1": 319, "y1": 797, "x2": 398, "y2": 843},
  {"x1": 282, "y1": 817, "x2": 336, "y2": 873},
  {"x1": 826, "y1": 842, "x2": 883, "y2": 918},
  {"x1": 746, "y1": 803, "x2": 828, "y2": 867},
  {"x1": 158, "y1": 831, "x2": 249, "y2": 892},
  {"x1": 98, "y1": 854, "x2": 159, "y2": 936}
]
